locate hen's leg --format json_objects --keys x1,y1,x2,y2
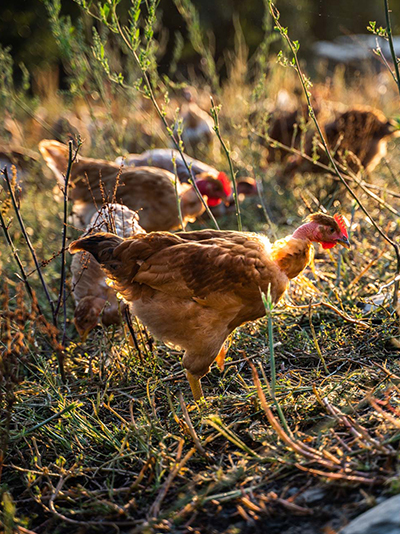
[{"x1": 186, "y1": 371, "x2": 203, "y2": 401}]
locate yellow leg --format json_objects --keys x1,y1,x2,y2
[{"x1": 186, "y1": 371, "x2": 204, "y2": 401}]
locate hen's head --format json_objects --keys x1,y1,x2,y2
[
  {"x1": 179, "y1": 184, "x2": 205, "y2": 222},
  {"x1": 293, "y1": 213, "x2": 350, "y2": 249},
  {"x1": 237, "y1": 177, "x2": 258, "y2": 196},
  {"x1": 74, "y1": 296, "x2": 106, "y2": 341},
  {"x1": 39, "y1": 139, "x2": 70, "y2": 183},
  {"x1": 196, "y1": 172, "x2": 231, "y2": 206}
]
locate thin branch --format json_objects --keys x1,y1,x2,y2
[
  {"x1": 0, "y1": 208, "x2": 40, "y2": 311},
  {"x1": 94, "y1": 2, "x2": 220, "y2": 230},
  {"x1": 2, "y1": 166, "x2": 56, "y2": 322},
  {"x1": 210, "y1": 97, "x2": 242, "y2": 231},
  {"x1": 54, "y1": 140, "x2": 81, "y2": 339},
  {"x1": 124, "y1": 307, "x2": 144, "y2": 364},
  {"x1": 384, "y1": 0, "x2": 400, "y2": 94}
]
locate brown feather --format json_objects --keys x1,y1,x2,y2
[{"x1": 306, "y1": 213, "x2": 341, "y2": 233}]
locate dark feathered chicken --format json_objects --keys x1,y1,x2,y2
[{"x1": 285, "y1": 107, "x2": 400, "y2": 177}]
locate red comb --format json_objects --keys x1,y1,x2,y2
[
  {"x1": 217, "y1": 171, "x2": 232, "y2": 197},
  {"x1": 334, "y1": 213, "x2": 348, "y2": 238}
]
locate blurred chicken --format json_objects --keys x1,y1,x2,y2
[
  {"x1": 267, "y1": 104, "x2": 313, "y2": 163},
  {"x1": 174, "y1": 88, "x2": 214, "y2": 154},
  {"x1": 72, "y1": 203, "x2": 145, "y2": 340},
  {"x1": 70, "y1": 213, "x2": 350, "y2": 400},
  {"x1": 236, "y1": 177, "x2": 258, "y2": 197},
  {"x1": 115, "y1": 148, "x2": 232, "y2": 207},
  {"x1": 39, "y1": 140, "x2": 228, "y2": 230},
  {"x1": 323, "y1": 108, "x2": 400, "y2": 173},
  {"x1": 0, "y1": 144, "x2": 41, "y2": 192},
  {"x1": 286, "y1": 107, "x2": 400, "y2": 177},
  {"x1": 214, "y1": 177, "x2": 258, "y2": 218}
]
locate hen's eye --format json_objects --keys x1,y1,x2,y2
[{"x1": 329, "y1": 227, "x2": 335, "y2": 234}]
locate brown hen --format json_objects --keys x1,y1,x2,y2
[
  {"x1": 323, "y1": 108, "x2": 400, "y2": 173},
  {"x1": 69, "y1": 213, "x2": 350, "y2": 399},
  {"x1": 39, "y1": 140, "x2": 225, "y2": 231},
  {"x1": 174, "y1": 87, "x2": 214, "y2": 154},
  {"x1": 285, "y1": 107, "x2": 400, "y2": 177}
]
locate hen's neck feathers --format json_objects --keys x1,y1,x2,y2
[{"x1": 271, "y1": 222, "x2": 316, "y2": 280}]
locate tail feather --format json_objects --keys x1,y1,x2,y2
[{"x1": 69, "y1": 232, "x2": 124, "y2": 265}]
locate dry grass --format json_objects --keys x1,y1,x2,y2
[{"x1": 1, "y1": 63, "x2": 400, "y2": 533}]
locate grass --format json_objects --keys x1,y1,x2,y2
[{"x1": 1, "y1": 26, "x2": 400, "y2": 534}]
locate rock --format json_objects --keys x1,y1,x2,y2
[
  {"x1": 298, "y1": 487, "x2": 326, "y2": 504},
  {"x1": 340, "y1": 495, "x2": 400, "y2": 534}
]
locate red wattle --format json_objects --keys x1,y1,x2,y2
[
  {"x1": 321, "y1": 242, "x2": 336, "y2": 249},
  {"x1": 207, "y1": 198, "x2": 222, "y2": 207}
]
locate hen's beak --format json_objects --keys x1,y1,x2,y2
[{"x1": 337, "y1": 236, "x2": 350, "y2": 249}]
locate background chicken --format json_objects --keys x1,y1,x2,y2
[
  {"x1": 71, "y1": 203, "x2": 145, "y2": 340},
  {"x1": 115, "y1": 148, "x2": 232, "y2": 207},
  {"x1": 323, "y1": 108, "x2": 400, "y2": 173},
  {"x1": 39, "y1": 140, "x2": 227, "y2": 230},
  {"x1": 70, "y1": 213, "x2": 350, "y2": 400},
  {"x1": 266, "y1": 104, "x2": 313, "y2": 164},
  {"x1": 174, "y1": 87, "x2": 215, "y2": 155},
  {"x1": 284, "y1": 107, "x2": 400, "y2": 178}
]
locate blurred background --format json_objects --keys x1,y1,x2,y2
[{"x1": 2, "y1": 0, "x2": 400, "y2": 88}]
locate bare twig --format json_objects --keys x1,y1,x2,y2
[
  {"x1": 384, "y1": 0, "x2": 400, "y2": 94},
  {"x1": 178, "y1": 391, "x2": 208, "y2": 457},
  {"x1": 210, "y1": 97, "x2": 242, "y2": 231},
  {"x1": 54, "y1": 140, "x2": 80, "y2": 338},
  {"x1": 81, "y1": 1, "x2": 220, "y2": 230},
  {"x1": 2, "y1": 166, "x2": 56, "y2": 322},
  {"x1": 148, "y1": 439, "x2": 195, "y2": 519},
  {"x1": 124, "y1": 307, "x2": 145, "y2": 364},
  {"x1": 0, "y1": 208, "x2": 39, "y2": 310}
]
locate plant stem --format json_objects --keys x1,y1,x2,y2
[
  {"x1": 3, "y1": 167, "x2": 56, "y2": 322},
  {"x1": 210, "y1": 98, "x2": 242, "y2": 231},
  {"x1": 308, "y1": 302, "x2": 329, "y2": 374},
  {"x1": 0, "y1": 208, "x2": 40, "y2": 311},
  {"x1": 258, "y1": 292, "x2": 291, "y2": 429},
  {"x1": 54, "y1": 141, "x2": 80, "y2": 340},
  {"x1": 261, "y1": 287, "x2": 276, "y2": 394},
  {"x1": 384, "y1": 0, "x2": 400, "y2": 94},
  {"x1": 95, "y1": 2, "x2": 220, "y2": 230},
  {"x1": 172, "y1": 155, "x2": 185, "y2": 231}
]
